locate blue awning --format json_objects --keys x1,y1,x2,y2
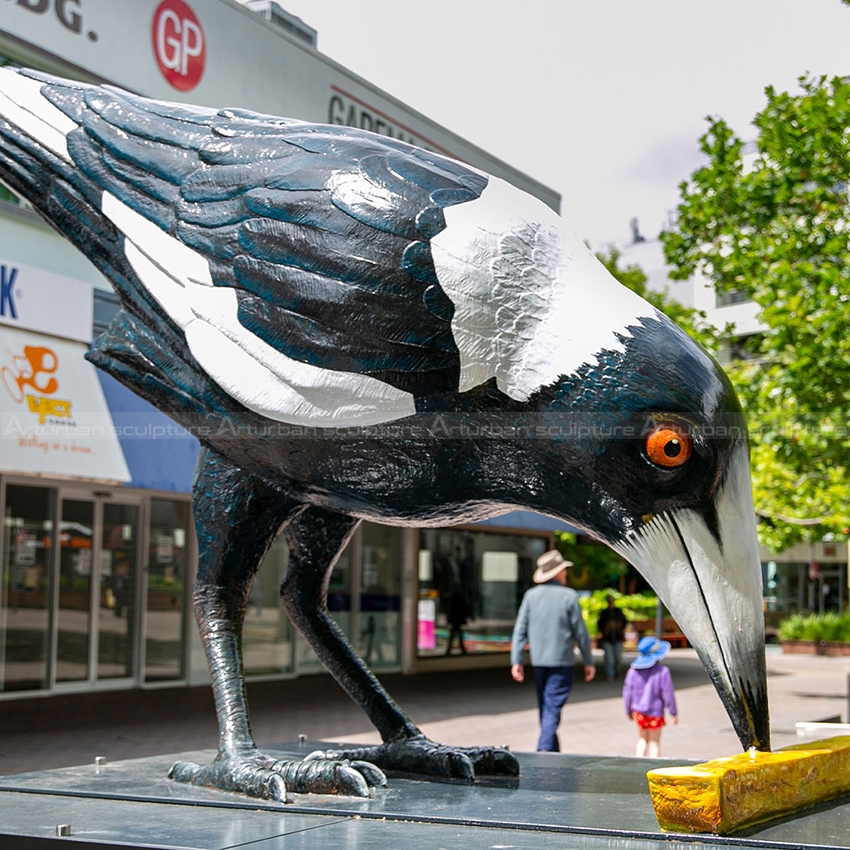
[
  {"x1": 97, "y1": 371, "x2": 198, "y2": 493},
  {"x1": 476, "y1": 511, "x2": 579, "y2": 533}
]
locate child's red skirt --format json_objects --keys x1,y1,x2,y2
[{"x1": 634, "y1": 711, "x2": 665, "y2": 729}]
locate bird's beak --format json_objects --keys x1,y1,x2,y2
[{"x1": 614, "y1": 441, "x2": 770, "y2": 752}]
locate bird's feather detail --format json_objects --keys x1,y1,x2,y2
[{"x1": 431, "y1": 177, "x2": 660, "y2": 400}]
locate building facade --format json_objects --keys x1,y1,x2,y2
[{"x1": 0, "y1": 0, "x2": 571, "y2": 700}]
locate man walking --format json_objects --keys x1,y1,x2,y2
[{"x1": 510, "y1": 550, "x2": 596, "y2": 752}]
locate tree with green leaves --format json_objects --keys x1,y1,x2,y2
[{"x1": 661, "y1": 74, "x2": 850, "y2": 552}]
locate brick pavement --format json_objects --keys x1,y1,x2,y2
[{"x1": 1, "y1": 646, "x2": 848, "y2": 777}]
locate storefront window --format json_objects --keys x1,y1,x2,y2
[
  {"x1": 145, "y1": 499, "x2": 189, "y2": 682},
  {"x1": 358, "y1": 524, "x2": 401, "y2": 669},
  {"x1": 764, "y1": 561, "x2": 804, "y2": 613},
  {"x1": 1, "y1": 484, "x2": 53, "y2": 691},
  {"x1": 244, "y1": 535, "x2": 294, "y2": 677},
  {"x1": 295, "y1": 539, "x2": 353, "y2": 673},
  {"x1": 254, "y1": 523, "x2": 402, "y2": 676},
  {"x1": 417, "y1": 529, "x2": 547, "y2": 657}
]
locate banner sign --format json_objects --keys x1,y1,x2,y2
[
  {"x1": 0, "y1": 258, "x2": 93, "y2": 344},
  {"x1": 0, "y1": 326, "x2": 130, "y2": 481}
]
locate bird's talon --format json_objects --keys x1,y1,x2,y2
[
  {"x1": 262, "y1": 773, "x2": 288, "y2": 803},
  {"x1": 491, "y1": 748, "x2": 520, "y2": 776},
  {"x1": 168, "y1": 753, "x2": 383, "y2": 799},
  {"x1": 167, "y1": 760, "x2": 200, "y2": 783},
  {"x1": 311, "y1": 739, "x2": 514, "y2": 782},
  {"x1": 337, "y1": 764, "x2": 372, "y2": 798},
  {"x1": 350, "y1": 759, "x2": 388, "y2": 788},
  {"x1": 449, "y1": 751, "x2": 475, "y2": 782}
]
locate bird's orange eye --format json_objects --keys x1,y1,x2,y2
[{"x1": 646, "y1": 425, "x2": 692, "y2": 468}]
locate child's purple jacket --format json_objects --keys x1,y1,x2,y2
[{"x1": 622, "y1": 663, "x2": 677, "y2": 718}]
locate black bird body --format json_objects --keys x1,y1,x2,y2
[{"x1": 0, "y1": 68, "x2": 770, "y2": 800}]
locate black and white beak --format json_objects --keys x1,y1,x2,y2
[{"x1": 614, "y1": 441, "x2": 770, "y2": 752}]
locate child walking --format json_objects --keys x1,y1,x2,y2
[{"x1": 622, "y1": 636, "x2": 678, "y2": 757}]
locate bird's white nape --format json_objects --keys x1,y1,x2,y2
[{"x1": 430, "y1": 176, "x2": 657, "y2": 400}]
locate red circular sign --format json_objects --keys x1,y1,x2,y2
[{"x1": 152, "y1": 0, "x2": 206, "y2": 92}]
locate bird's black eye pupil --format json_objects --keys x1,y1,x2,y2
[{"x1": 664, "y1": 440, "x2": 681, "y2": 458}]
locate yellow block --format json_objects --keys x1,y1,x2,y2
[{"x1": 647, "y1": 736, "x2": 850, "y2": 834}]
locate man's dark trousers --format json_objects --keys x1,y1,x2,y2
[{"x1": 533, "y1": 665, "x2": 575, "y2": 751}]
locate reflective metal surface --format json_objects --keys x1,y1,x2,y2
[{"x1": 2, "y1": 744, "x2": 850, "y2": 848}]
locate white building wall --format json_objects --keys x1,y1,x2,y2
[
  {"x1": 619, "y1": 238, "x2": 764, "y2": 337},
  {"x1": 0, "y1": 0, "x2": 558, "y2": 210}
]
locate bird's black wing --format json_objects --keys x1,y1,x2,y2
[
  {"x1": 60, "y1": 79, "x2": 492, "y2": 392},
  {"x1": 0, "y1": 69, "x2": 489, "y2": 425}
]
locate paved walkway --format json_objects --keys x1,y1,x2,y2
[{"x1": 1, "y1": 646, "x2": 848, "y2": 777}]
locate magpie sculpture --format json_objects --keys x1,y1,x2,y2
[{"x1": 0, "y1": 68, "x2": 770, "y2": 801}]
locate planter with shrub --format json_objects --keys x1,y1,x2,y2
[{"x1": 778, "y1": 612, "x2": 850, "y2": 655}]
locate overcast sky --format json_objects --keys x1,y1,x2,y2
[{"x1": 271, "y1": 0, "x2": 850, "y2": 250}]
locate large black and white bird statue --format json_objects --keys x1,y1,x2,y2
[{"x1": 0, "y1": 68, "x2": 770, "y2": 801}]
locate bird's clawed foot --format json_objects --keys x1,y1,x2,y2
[
  {"x1": 169, "y1": 751, "x2": 387, "y2": 801},
  {"x1": 306, "y1": 735, "x2": 519, "y2": 782}
]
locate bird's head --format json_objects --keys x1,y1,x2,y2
[
  {"x1": 527, "y1": 314, "x2": 769, "y2": 752},
  {"x1": 432, "y1": 179, "x2": 769, "y2": 753}
]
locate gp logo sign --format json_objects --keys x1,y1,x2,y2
[{"x1": 152, "y1": 0, "x2": 205, "y2": 92}]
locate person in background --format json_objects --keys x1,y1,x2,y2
[
  {"x1": 510, "y1": 550, "x2": 596, "y2": 752},
  {"x1": 622, "y1": 636, "x2": 678, "y2": 757},
  {"x1": 597, "y1": 594, "x2": 627, "y2": 681},
  {"x1": 445, "y1": 584, "x2": 469, "y2": 655}
]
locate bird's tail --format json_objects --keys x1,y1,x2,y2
[{"x1": 0, "y1": 67, "x2": 238, "y2": 424}]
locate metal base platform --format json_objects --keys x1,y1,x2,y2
[{"x1": 2, "y1": 742, "x2": 850, "y2": 849}]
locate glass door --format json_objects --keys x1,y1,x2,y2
[
  {"x1": 144, "y1": 498, "x2": 189, "y2": 682},
  {"x1": 55, "y1": 498, "x2": 94, "y2": 683},
  {"x1": 1, "y1": 484, "x2": 54, "y2": 692},
  {"x1": 2, "y1": 484, "x2": 142, "y2": 693},
  {"x1": 97, "y1": 502, "x2": 139, "y2": 680},
  {"x1": 54, "y1": 491, "x2": 141, "y2": 689}
]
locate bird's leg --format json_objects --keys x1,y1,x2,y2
[
  {"x1": 282, "y1": 506, "x2": 518, "y2": 782},
  {"x1": 168, "y1": 450, "x2": 385, "y2": 801}
]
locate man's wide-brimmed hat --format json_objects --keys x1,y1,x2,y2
[
  {"x1": 631, "y1": 636, "x2": 672, "y2": 669},
  {"x1": 533, "y1": 550, "x2": 572, "y2": 583}
]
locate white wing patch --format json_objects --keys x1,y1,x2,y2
[
  {"x1": 430, "y1": 177, "x2": 657, "y2": 399},
  {"x1": 0, "y1": 69, "x2": 77, "y2": 161},
  {"x1": 102, "y1": 193, "x2": 416, "y2": 427}
]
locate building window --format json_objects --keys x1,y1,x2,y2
[
  {"x1": 93, "y1": 288, "x2": 120, "y2": 338},
  {"x1": 417, "y1": 528, "x2": 547, "y2": 657},
  {"x1": 716, "y1": 289, "x2": 753, "y2": 307},
  {"x1": 358, "y1": 523, "x2": 401, "y2": 669},
  {"x1": 243, "y1": 534, "x2": 295, "y2": 677}
]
